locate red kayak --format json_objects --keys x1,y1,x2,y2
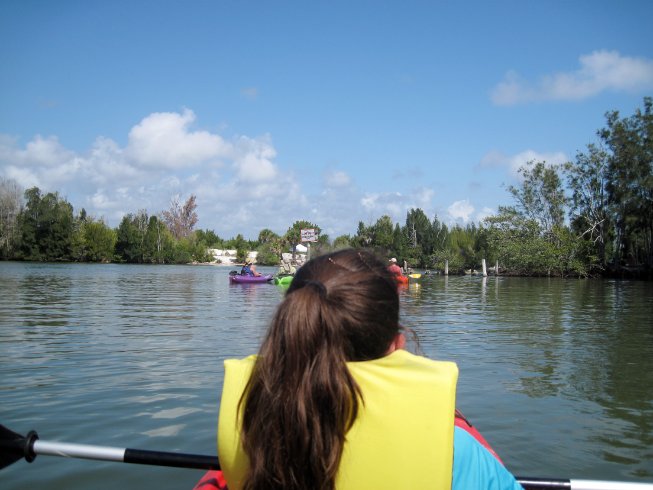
[
  {"x1": 394, "y1": 274, "x2": 409, "y2": 284},
  {"x1": 193, "y1": 470, "x2": 228, "y2": 490},
  {"x1": 193, "y1": 410, "x2": 502, "y2": 489}
]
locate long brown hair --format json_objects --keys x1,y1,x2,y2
[{"x1": 239, "y1": 249, "x2": 400, "y2": 490}]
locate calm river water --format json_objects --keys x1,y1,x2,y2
[{"x1": 1, "y1": 262, "x2": 652, "y2": 489}]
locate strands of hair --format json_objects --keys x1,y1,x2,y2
[{"x1": 239, "y1": 249, "x2": 400, "y2": 490}]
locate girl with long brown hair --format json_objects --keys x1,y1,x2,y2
[{"x1": 216, "y1": 249, "x2": 522, "y2": 490}]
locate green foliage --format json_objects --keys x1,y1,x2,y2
[
  {"x1": 218, "y1": 233, "x2": 258, "y2": 264},
  {"x1": 371, "y1": 215, "x2": 394, "y2": 250},
  {"x1": 484, "y1": 208, "x2": 590, "y2": 277},
  {"x1": 285, "y1": 220, "x2": 321, "y2": 254},
  {"x1": 447, "y1": 225, "x2": 477, "y2": 269},
  {"x1": 4, "y1": 99, "x2": 649, "y2": 276},
  {"x1": 508, "y1": 160, "x2": 566, "y2": 234},
  {"x1": 392, "y1": 223, "x2": 408, "y2": 259},
  {"x1": 256, "y1": 228, "x2": 284, "y2": 260},
  {"x1": 404, "y1": 209, "x2": 433, "y2": 252},
  {"x1": 332, "y1": 234, "x2": 352, "y2": 249},
  {"x1": 196, "y1": 229, "x2": 224, "y2": 248},
  {"x1": 430, "y1": 249, "x2": 464, "y2": 273},
  {"x1": 256, "y1": 243, "x2": 280, "y2": 265},
  {"x1": 144, "y1": 216, "x2": 174, "y2": 264},
  {"x1": 16, "y1": 187, "x2": 74, "y2": 261},
  {"x1": 352, "y1": 221, "x2": 372, "y2": 248},
  {"x1": 236, "y1": 248, "x2": 248, "y2": 264},
  {"x1": 599, "y1": 96, "x2": 653, "y2": 269},
  {"x1": 73, "y1": 218, "x2": 117, "y2": 262},
  {"x1": 171, "y1": 234, "x2": 211, "y2": 264},
  {"x1": 0, "y1": 178, "x2": 23, "y2": 258},
  {"x1": 564, "y1": 143, "x2": 611, "y2": 270},
  {"x1": 115, "y1": 211, "x2": 148, "y2": 263}
]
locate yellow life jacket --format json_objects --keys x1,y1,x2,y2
[{"x1": 218, "y1": 349, "x2": 458, "y2": 489}]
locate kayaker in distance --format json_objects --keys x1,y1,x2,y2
[
  {"x1": 216, "y1": 249, "x2": 523, "y2": 490},
  {"x1": 387, "y1": 256, "x2": 403, "y2": 276},
  {"x1": 240, "y1": 261, "x2": 261, "y2": 277}
]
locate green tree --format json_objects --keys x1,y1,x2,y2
[
  {"x1": 392, "y1": 223, "x2": 408, "y2": 261},
  {"x1": 223, "y1": 234, "x2": 250, "y2": 263},
  {"x1": 80, "y1": 219, "x2": 117, "y2": 262},
  {"x1": 485, "y1": 207, "x2": 588, "y2": 277},
  {"x1": 257, "y1": 228, "x2": 284, "y2": 260},
  {"x1": 196, "y1": 229, "x2": 224, "y2": 248},
  {"x1": 0, "y1": 178, "x2": 23, "y2": 259},
  {"x1": 565, "y1": 144, "x2": 611, "y2": 269},
  {"x1": 371, "y1": 215, "x2": 394, "y2": 250},
  {"x1": 599, "y1": 96, "x2": 653, "y2": 268},
  {"x1": 447, "y1": 225, "x2": 477, "y2": 270},
  {"x1": 430, "y1": 248, "x2": 464, "y2": 273},
  {"x1": 144, "y1": 215, "x2": 174, "y2": 264},
  {"x1": 179, "y1": 233, "x2": 212, "y2": 263},
  {"x1": 284, "y1": 220, "x2": 321, "y2": 257},
  {"x1": 431, "y1": 215, "x2": 449, "y2": 253},
  {"x1": 256, "y1": 243, "x2": 280, "y2": 265},
  {"x1": 403, "y1": 208, "x2": 433, "y2": 266},
  {"x1": 17, "y1": 187, "x2": 74, "y2": 261},
  {"x1": 115, "y1": 211, "x2": 149, "y2": 263},
  {"x1": 162, "y1": 194, "x2": 199, "y2": 240},
  {"x1": 352, "y1": 221, "x2": 372, "y2": 248},
  {"x1": 332, "y1": 234, "x2": 352, "y2": 249},
  {"x1": 258, "y1": 228, "x2": 279, "y2": 244},
  {"x1": 508, "y1": 160, "x2": 566, "y2": 238}
]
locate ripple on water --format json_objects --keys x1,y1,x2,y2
[{"x1": 1, "y1": 264, "x2": 652, "y2": 488}]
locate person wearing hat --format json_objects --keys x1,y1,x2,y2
[
  {"x1": 241, "y1": 260, "x2": 261, "y2": 277},
  {"x1": 388, "y1": 257, "x2": 403, "y2": 277}
]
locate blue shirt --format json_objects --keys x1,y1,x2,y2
[{"x1": 453, "y1": 427, "x2": 524, "y2": 490}]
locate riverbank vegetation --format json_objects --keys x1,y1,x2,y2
[{"x1": 1, "y1": 98, "x2": 651, "y2": 277}]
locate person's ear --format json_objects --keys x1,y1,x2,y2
[{"x1": 387, "y1": 332, "x2": 406, "y2": 354}]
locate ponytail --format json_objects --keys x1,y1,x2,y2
[{"x1": 239, "y1": 249, "x2": 399, "y2": 490}]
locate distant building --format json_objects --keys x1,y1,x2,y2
[
  {"x1": 208, "y1": 249, "x2": 259, "y2": 265},
  {"x1": 208, "y1": 249, "x2": 237, "y2": 265}
]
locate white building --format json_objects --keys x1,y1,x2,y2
[
  {"x1": 208, "y1": 249, "x2": 237, "y2": 265},
  {"x1": 208, "y1": 249, "x2": 259, "y2": 265}
]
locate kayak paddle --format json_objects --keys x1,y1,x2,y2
[
  {"x1": 0, "y1": 424, "x2": 219, "y2": 471},
  {"x1": 2, "y1": 424, "x2": 653, "y2": 489}
]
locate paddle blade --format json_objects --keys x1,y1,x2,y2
[{"x1": 0, "y1": 424, "x2": 30, "y2": 469}]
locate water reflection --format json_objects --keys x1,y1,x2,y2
[
  {"x1": 484, "y1": 278, "x2": 652, "y2": 477},
  {"x1": 0, "y1": 263, "x2": 652, "y2": 488}
]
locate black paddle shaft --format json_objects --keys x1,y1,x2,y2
[{"x1": 124, "y1": 448, "x2": 219, "y2": 469}]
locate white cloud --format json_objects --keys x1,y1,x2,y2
[
  {"x1": 361, "y1": 192, "x2": 405, "y2": 219},
  {"x1": 447, "y1": 200, "x2": 474, "y2": 224},
  {"x1": 359, "y1": 188, "x2": 436, "y2": 226},
  {"x1": 324, "y1": 170, "x2": 351, "y2": 188},
  {"x1": 21, "y1": 135, "x2": 75, "y2": 167},
  {"x1": 232, "y1": 134, "x2": 278, "y2": 183},
  {"x1": 481, "y1": 149, "x2": 568, "y2": 179},
  {"x1": 126, "y1": 109, "x2": 229, "y2": 168},
  {"x1": 413, "y1": 187, "x2": 435, "y2": 208},
  {"x1": 0, "y1": 109, "x2": 439, "y2": 240},
  {"x1": 4, "y1": 165, "x2": 41, "y2": 190},
  {"x1": 475, "y1": 206, "x2": 495, "y2": 223},
  {"x1": 0, "y1": 109, "x2": 291, "y2": 236},
  {"x1": 491, "y1": 50, "x2": 653, "y2": 105}
]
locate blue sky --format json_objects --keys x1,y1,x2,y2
[{"x1": 1, "y1": 1, "x2": 652, "y2": 240}]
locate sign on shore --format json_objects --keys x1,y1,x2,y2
[{"x1": 300, "y1": 228, "x2": 318, "y2": 242}]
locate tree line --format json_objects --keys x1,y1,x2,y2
[{"x1": 0, "y1": 97, "x2": 651, "y2": 277}]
